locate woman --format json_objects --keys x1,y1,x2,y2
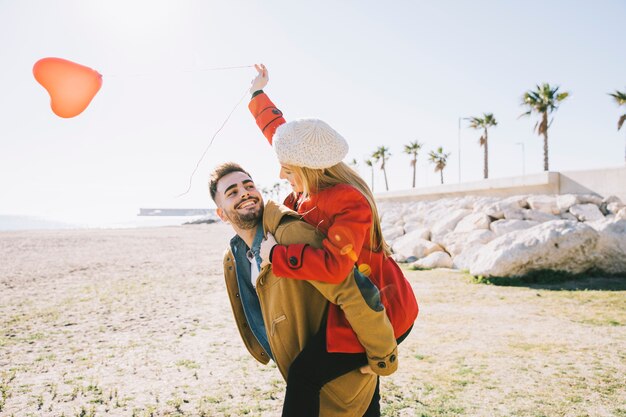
[{"x1": 249, "y1": 65, "x2": 419, "y2": 417}]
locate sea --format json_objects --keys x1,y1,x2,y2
[{"x1": 0, "y1": 214, "x2": 217, "y2": 232}]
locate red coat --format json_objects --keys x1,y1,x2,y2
[{"x1": 249, "y1": 92, "x2": 418, "y2": 353}]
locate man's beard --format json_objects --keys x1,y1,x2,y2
[{"x1": 224, "y1": 198, "x2": 264, "y2": 229}]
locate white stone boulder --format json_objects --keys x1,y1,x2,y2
[
  {"x1": 502, "y1": 208, "x2": 525, "y2": 220},
  {"x1": 469, "y1": 220, "x2": 599, "y2": 277},
  {"x1": 603, "y1": 195, "x2": 622, "y2": 205},
  {"x1": 578, "y1": 194, "x2": 604, "y2": 206},
  {"x1": 441, "y1": 229, "x2": 496, "y2": 257},
  {"x1": 490, "y1": 219, "x2": 540, "y2": 236},
  {"x1": 606, "y1": 202, "x2": 625, "y2": 215},
  {"x1": 380, "y1": 208, "x2": 403, "y2": 226},
  {"x1": 403, "y1": 222, "x2": 430, "y2": 237},
  {"x1": 412, "y1": 251, "x2": 453, "y2": 269},
  {"x1": 392, "y1": 234, "x2": 443, "y2": 259},
  {"x1": 483, "y1": 196, "x2": 528, "y2": 219},
  {"x1": 390, "y1": 253, "x2": 407, "y2": 263},
  {"x1": 382, "y1": 225, "x2": 405, "y2": 242},
  {"x1": 527, "y1": 195, "x2": 560, "y2": 215},
  {"x1": 556, "y1": 194, "x2": 580, "y2": 213},
  {"x1": 523, "y1": 209, "x2": 561, "y2": 223},
  {"x1": 590, "y1": 219, "x2": 626, "y2": 274},
  {"x1": 561, "y1": 212, "x2": 578, "y2": 221},
  {"x1": 452, "y1": 244, "x2": 484, "y2": 271},
  {"x1": 569, "y1": 204, "x2": 605, "y2": 222},
  {"x1": 617, "y1": 208, "x2": 626, "y2": 221},
  {"x1": 454, "y1": 212, "x2": 491, "y2": 233},
  {"x1": 430, "y1": 209, "x2": 472, "y2": 241}
]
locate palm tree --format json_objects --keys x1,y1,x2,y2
[
  {"x1": 428, "y1": 147, "x2": 450, "y2": 184},
  {"x1": 466, "y1": 113, "x2": 497, "y2": 179},
  {"x1": 520, "y1": 83, "x2": 570, "y2": 171},
  {"x1": 609, "y1": 90, "x2": 626, "y2": 163},
  {"x1": 372, "y1": 146, "x2": 391, "y2": 191},
  {"x1": 364, "y1": 159, "x2": 374, "y2": 192},
  {"x1": 403, "y1": 141, "x2": 423, "y2": 188}
]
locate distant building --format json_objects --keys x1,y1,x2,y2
[{"x1": 138, "y1": 208, "x2": 216, "y2": 217}]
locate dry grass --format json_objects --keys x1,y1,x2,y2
[{"x1": 1, "y1": 225, "x2": 624, "y2": 416}]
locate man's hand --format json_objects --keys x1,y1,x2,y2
[
  {"x1": 250, "y1": 63, "x2": 268, "y2": 94},
  {"x1": 260, "y1": 231, "x2": 277, "y2": 268}
]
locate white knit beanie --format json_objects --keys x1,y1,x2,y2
[{"x1": 272, "y1": 119, "x2": 349, "y2": 169}]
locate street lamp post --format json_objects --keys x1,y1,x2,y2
[{"x1": 515, "y1": 142, "x2": 525, "y2": 176}]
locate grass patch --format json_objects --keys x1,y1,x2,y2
[
  {"x1": 469, "y1": 269, "x2": 626, "y2": 290},
  {"x1": 175, "y1": 359, "x2": 199, "y2": 369}
]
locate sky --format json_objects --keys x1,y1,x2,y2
[{"x1": 1, "y1": 0, "x2": 624, "y2": 225}]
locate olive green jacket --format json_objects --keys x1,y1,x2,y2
[{"x1": 223, "y1": 201, "x2": 398, "y2": 417}]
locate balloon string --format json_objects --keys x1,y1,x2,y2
[
  {"x1": 106, "y1": 65, "x2": 254, "y2": 78},
  {"x1": 194, "y1": 65, "x2": 255, "y2": 71},
  {"x1": 177, "y1": 86, "x2": 250, "y2": 198}
]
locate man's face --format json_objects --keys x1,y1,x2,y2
[{"x1": 215, "y1": 171, "x2": 264, "y2": 229}]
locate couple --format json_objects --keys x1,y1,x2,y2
[{"x1": 211, "y1": 65, "x2": 418, "y2": 417}]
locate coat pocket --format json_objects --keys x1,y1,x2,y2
[{"x1": 271, "y1": 314, "x2": 287, "y2": 337}]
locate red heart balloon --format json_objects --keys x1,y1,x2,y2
[{"x1": 33, "y1": 57, "x2": 103, "y2": 118}]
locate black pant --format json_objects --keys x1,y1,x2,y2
[
  {"x1": 282, "y1": 325, "x2": 379, "y2": 417},
  {"x1": 282, "y1": 322, "x2": 413, "y2": 417}
]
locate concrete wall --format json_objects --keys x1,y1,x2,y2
[
  {"x1": 375, "y1": 166, "x2": 625, "y2": 203},
  {"x1": 559, "y1": 166, "x2": 626, "y2": 203}
]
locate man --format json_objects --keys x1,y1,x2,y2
[{"x1": 210, "y1": 162, "x2": 398, "y2": 417}]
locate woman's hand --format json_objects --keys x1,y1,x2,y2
[
  {"x1": 359, "y1": 365, "x2": 376, "y2": 375},
  {"x1": 260, "y1": 231, "x2": 277, "y2": 268},
  {"x1": 250, "y1": 63, "x2": 268, "y2": 94}
]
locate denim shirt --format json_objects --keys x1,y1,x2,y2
[{"x1": 229, "y1": 226, "x2": 273, "y2": 360}]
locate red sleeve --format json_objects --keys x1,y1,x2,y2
[
  {"x1": 272, "y1": 186, "x2": 372, "y2": 284},
  {"x1": 248, "y1": 92, "x2": 286, "y2": 144}
]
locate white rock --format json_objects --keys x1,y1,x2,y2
[
  {"x1": 603, "y1": 195, "x2": 622, "y2": 205},
  {"x1": 454, "y1": 212, "x2": 491, "y2": 233},
  {"x1": 441, "y1": 230, "x2": 496, "y2": 258},
  {"x1": 382, "y1": 225, "x2": 405, "y2": 241},
  {"x1": 556, "y1": 194, "x2": 580, "y2": 213},
  {"x1": 412, "y1": 251, "x2": 453, "y2": 269},
  {"x1": 472, "y1": 197, "x2": 502, "y2": 213},
  {"x1": 431, "y1": 209, "x2": 472, "y2": 241},
  {"x1": 403, "y1": 222, "x2": 430, "y2": 238},
  {"x1": 390, "y1": 253, "x2": 407, "y2": 263},
  {"x1": 578, "y1": 194, "x2": 603, "y2": 206},
  {"x1": 607, "y1": 202, "x2": 625, "y2": 215},
  {"x1": 381, "y1": 209, "x2": 403, "y2": 225},
  {"x1": 490, "y1": 219, "x2": 540, "y2": 236},
  {"x1": 452, "y1": 244, "x2": 484, "y2": 270},
  {"x1": 591, "y1": 219, "x2": 626, "y2": 274},
  {"x1": 469, "y1": 220, "x2": 599, "y2": 277},
  {"x1": 502, "y1": 208, "x2": 525, "y2": 220},
  {"x1": 618, "y1": 208, "x2": 626, "y2": 220},
  {"x1": 483, "y1": 196, "x2": 528, "y2": 219},
  {"x1": 569, "y1": 204, "x2": 605, "y2": 222},
  {"x1": 524, "y1": 209, "x2": 561, "y2": 223},
  {"x1": 392, "y1": 235, "x2": 443, "y2": 259},
  {"x1": 561, "y1": 212, "x2": 578, "y2": 221},
  {"x1": 527, "y1": 195, "x2": 560, "y2": 215}
]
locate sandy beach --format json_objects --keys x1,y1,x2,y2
[{"x1": 1, "y1": 223, "x2": 625, "y2": 417}]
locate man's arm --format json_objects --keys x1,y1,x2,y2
[{"x1": 274, "y1": 217, "x2": 398, "y2": 376}]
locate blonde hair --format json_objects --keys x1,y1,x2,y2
[{"x1": 287, "y1": 162, "x2": 391, "y2": 256}]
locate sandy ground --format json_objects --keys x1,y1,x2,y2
[{"x1": 1, "y1": 224, "x2": 625, "y2": 417}]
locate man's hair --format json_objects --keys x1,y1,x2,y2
[{"x1": 209, "y1": 162, "x2": 253, "y2": 202}]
